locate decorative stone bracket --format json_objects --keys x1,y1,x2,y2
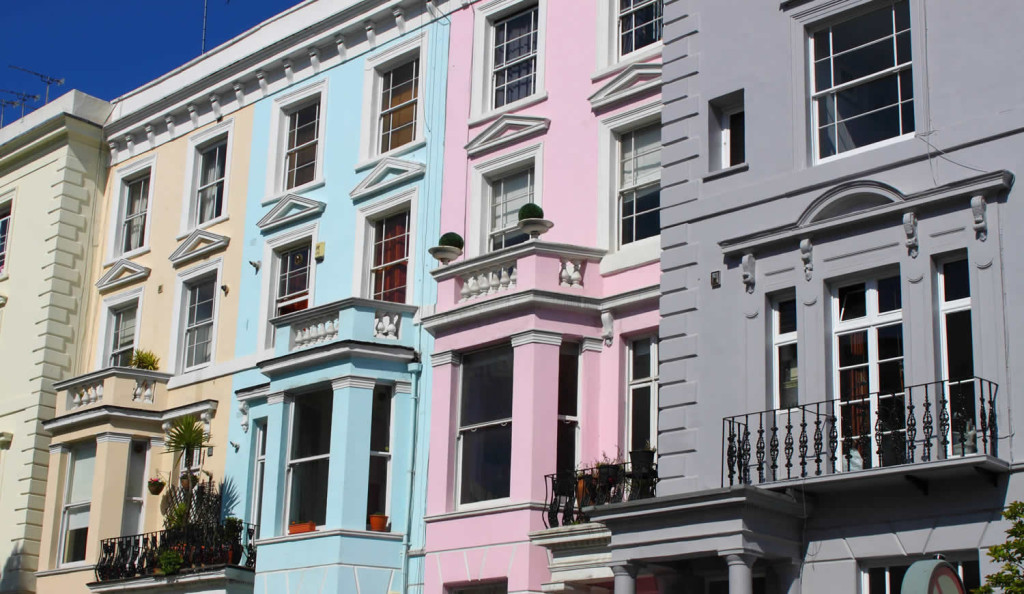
[
  {"x1": 903, "y1": 212, "x2": 919, "y2": 258},
  {"x1": 741, "y1": 254, "x2": 755, "y2": 293},
  {"x1": 971, "y1": 195, "x2": 988, "y2": 241},
  {"x1": 800, "y1": 239, "x2": 814, "y2": 281}
]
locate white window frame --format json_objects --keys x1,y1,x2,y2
[
  {"x1": 617, "y1": 121, "x2": 662, "y2": 248},
  {"x1": 809, "y1": 1, "x2": 914, "y2": 164},
  {"x1": 469, "y1": 0, "x2": 549, "y2": 122},
  {"x1": 178, "y1": 119, "x2": 234, "y2": 237},
  {"x1": 58, "y1": 441, "x2": 95, "y2": 568},
  {"x1": 772, "y1": 294, "x2": 798, "y2": 410},
  {"x1": 264, "y1": 81, "x2": 328, "y2": 203},
  {"x1": 250, "y1": 420, "x2": 267, "y2": 538},
  {"x1": 352, "y1": 188, "x2": 418, "y2": 305},
  {"x1": 105, "y1": 155, "x2": 157, "y2": 263},
  {"x1": 831, "y1": 274, "x2": 904, "y2": 470},
  {"x1": 597, "y1": 103, "x2": 661, "y2": 274},
  {"x1": 168, "y1": 258, "x2": 222, "y2": 374},
  {"x1": 468, "y1": 143, "x2": 544, "y2": 258},
  {"x1": 456, "y1": 345, "x2": 515, "y2": 511},
  {"x1": 367, "y1": 385, "x2": 395, "y2": 521},
  {"x1": 357, "y1": 33, "x2": 429, "y2": 169},
  {"x1": 557, "y1": 342, "x2": 582, "y2": 472},
  {"x1": 258, "y1": 223, "x2": 319, "y2": 351},
  {"x1": 284, "y1": 393, "x2": 332, "y2": 529},
  {"x1": 626, "y1": 336, "x2": 659, "y2": 452},
  {"x1": 98, "y1": 287, "x2": 144, "y2": 369},
  {"x1": 0, "y1": 190, "x2": 13, "y2": 279},
  {"x1": 594, "y1": 0, "x2": 663, "y2": 77},
  {"x1": 120, "y1": 439, "x2": 150, "y2": 536}
]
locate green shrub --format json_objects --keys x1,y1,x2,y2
[
  {"x1": 976, "y1": 501, "x2": 1024, "y2": 593},
  {"x1": 438, "y1": 232, "x2": 464, "y2": 250},
  {"x1": 518, "y1": 203, "x2": 544, "y2": 221},
  {"x1": 158, "y1": 549, "x2": 184, "y2": 575},
  {"x1": 130, "y1": 349, "x2": 160, "y2": 370}
]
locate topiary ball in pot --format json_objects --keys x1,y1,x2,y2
[
  {"x1": 518, "y1": 203, "x2": 545, "y2": 221},
  {"x1": 438, "y1": 232, "x2": 464, "y2": 250}
]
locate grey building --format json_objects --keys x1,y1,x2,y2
[{"x1": 537, "y1": 0, "x2": 1024, "y2": 593}]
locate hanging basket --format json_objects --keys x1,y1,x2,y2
[{"x1": 148, "y1": 480, "x2": 166, "y2": 495}]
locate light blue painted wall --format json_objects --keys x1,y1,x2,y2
[{"x1": 223, "y1": 14, "x2": 448, "y2": 594}]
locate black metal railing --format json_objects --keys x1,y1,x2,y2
[
  {"x1": 543, "y1": 461, "x2": 659, "y2": 528},
  {"x1": 94, "y1": 522, "x2": 257, "y2": 582},
  {"x1": 722, "y1": 377, "x2": 998, "y2": 487}
]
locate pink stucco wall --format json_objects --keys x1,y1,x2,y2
[{"x1": 426, "y1": 0, "x2": 663, "y2": 591}]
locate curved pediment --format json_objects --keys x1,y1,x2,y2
[{"x1": 798, "y1": 181, "x2": 906, "y2": 227}]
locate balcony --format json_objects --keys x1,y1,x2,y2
[
  {"x1": 722, "y1": 377, "x2": 1003, "y2": 488},
  {"x1": 53, "y1": 367, "x2": 172, "y2": 416},
  {"x1": 542, "y1": 461, "x2": 659, "y2": 529},
  {"x1": 92, "y1": 522, "x2": 257, "y2": 584},
  {"x1": 269, "y1": 297, "x2": 418, "y2": 354}
]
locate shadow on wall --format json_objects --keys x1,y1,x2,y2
[
  {"x1": 220, "y1": 478, "x2": 241, "y2": 520},
  {"x1": 0, "y1": 542, "x2": 30, "y2": 593}
]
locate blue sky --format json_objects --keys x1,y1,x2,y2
[{"x1": 0, "y1": 0, "x2": 306, "y2": 119}]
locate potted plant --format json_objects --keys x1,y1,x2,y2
[
  {"x1": 516, "y1": 203, "x2": 553, "y2": 239},
  {"x1": 630, "y1": 441, "x2": 657, "y2": 470},
  {"x1": 148, "y1": 476, "x2": 166, "y2": 495},
  {"x1": 157, "y1": 549, "x2": 184, "y2": 576},
  {"x1": 429, "y1": 232, "x2": 464, "y2": 265},
  {"x1": 369, "y1": 513, "x2": 389, "y2": 532},
  {"x1": 165, "y1": 415, "x2": 209, "y2": 487},
  {"x1": 129, "y1": 348, "x2": 161, "y2": 370},
  {"x1": 222, "y1": 516, "x2": 244, "y2": 565},
  {"x1": 288, "y1": 521, "x2": 316, "y2": 535}
]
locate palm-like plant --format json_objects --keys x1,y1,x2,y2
[{"x1": 165, "y1": 415, "x2": 209, "y2": 471}]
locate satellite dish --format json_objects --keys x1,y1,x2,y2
[{"x1": 900, "y1": 560, "x2": 965, "y2": 594}]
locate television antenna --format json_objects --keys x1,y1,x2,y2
[
  {"x1": 9, "y1": 65, "x2": 65, "y2": 103},
  {"x1": 0, "y1": 99, "x2": 24, "y2": 128}
]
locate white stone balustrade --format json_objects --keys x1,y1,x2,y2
[
  {"x1": 56, "y1": 368, "x2": 171, "y2": 415},
  {"x1": 559, "y1": 259, "x2": 585, "y2": 288},
  {"x1": 459, "y1": 262, "x2": 518, "y2": 301},
  {"x1": 374, "y1": 310, "x2": 401, "y2": 339},
  {"x1": 69, "y1": 380, "x2": 104, "y2": 410},
  {"x1": 292, "y1": 311, "x2": 341, "y2": 350}
]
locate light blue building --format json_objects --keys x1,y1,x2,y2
[{"x1": 224, "y1": 2, "x2": 450, "y2": 592}]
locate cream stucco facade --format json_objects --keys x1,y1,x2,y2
[{"x1": 0, "y1": 91, "x2": 112, "y2": 593}]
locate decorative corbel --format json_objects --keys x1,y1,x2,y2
[
  {"x1": 161, "y1": 421, "x2": 171, "y2": 434},
  {"x1": 971, "y1": 195, "x2": 988, "y2": 241},
  {"x1": 903, "y1": 212, "x2": 918, "y2": 258},
  {"x1": 187, "y1": 103, "x2": 199, "y2": 128},
  {"x1": 107, "y1": 140, "x2": 118, "y2": 157},
  {"x1": 393, "y1": 7, "x2": 407, "y2": 34},
  {"x1": 164, "y1": 114, "x2": 176, "y2": 138},
  {"x1": 741, "y1": 254, "x2": 755, "y2": 294},
  {"x1": 307, "y1": 47, "x2": 321, "y2": 73},
  {"x1": 144, "y1": 124, "x2": 155, "y2": 146},
  {"x1": 799, "y1": 238, "x2": 814, "y2": 281},
  {"x1": 282, "y1": 59, "x2": 294, "y2": 84},
  {"x1": 123, "y1": 134, "x2": 135, "y2": 155},
  {"x1": 209, "y1": 94, "x2": 222, "y2": 119},
  {"x1": 364, "y1": 20, "x2": 377, "y2": 48},
  {"x1": 0, "y1": 295, "x2": 7, "y2": 307},
  {"x1": 334, "y1": 34, "x2": 347, "y2": 61},
  {"x1": 233, "y1": 81, "x2": 245, "y2": 106},
  {"x1": 239, "y1": 402, "x2": 250, "y2": 434},
  {"x1": 201, "y1": 410, "x2": 214, "y2": 437},
  {"x1": 601, "y1": 311, "x2": 614, "y2": 346},
  {"x1": 255, "y1": 70, "x2": 269, "y2": 96}
]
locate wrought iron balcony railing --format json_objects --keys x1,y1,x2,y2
[
  {"x1": 543, "y1": 461, "x2": 659, "y2": 529},
  {"x1": 722, "y1": 377, "x2": 998, "y2": 487},
  {"x1": 94, "y1": 522, "x2": 257, "y2": 582}
]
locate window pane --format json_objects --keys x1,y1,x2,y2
[
  {"x1": 830, "y1": 4, "x2": 894, "y2": 55},
  {"x1": 835, "y1": 74, "x2": 899, "y2": 122},
  {"x1": 877, "y1": 324, "x2": 904, "y2": 360},
  {"x1": 556, "y1": 421, "x2": 577, "y2": 474},
  {"x1": 838, "y1": 331, "x2": 868, "y2": 367},
  {"x1": 778, "y1": 299, "x2": 797, "y2": 334},
  {"x1": 67, "y1": 443, "x2": 96, "y2": 504},
  {"x1": 778, "y1": 343, "x2": 799, "y2": 409},
  {"x1": 877, "y1": 276, "x2": 902, "y2": 312},
  {"x1": 945, "y1": 310, "x2": 974, "y2": 380},
  {"x1": 370, "y1": 386, "x2": 392, "y2": 453},
  {"x1": 288, "y1": 458, "x2": 329, "y2": 525},
  {"x1": 461, "y1": 346, "x2": 514, "y2": 426},
  {"x1": 292, "y1": 392, "x2": 333, "y2": 459},
  {"x1": 868, "y1": 567, "x2": 887, "y2": 594},
  {"x1": 631, "y1": 338, "x2": 651, "y2": 380},
  {"x1": 460, "y1": 424, "x2": 512, "y2": 504},
  {"x1": 367, "y1": 455, "x2": 388, "y2": 517},
  {"x1": 630, "y1": 386, "x2": 651, "y2": 451},
  {"x1": 943, "y1": 259, "x2": 970, "y2": 301},
  {"x1": 838, "y1": 283, "x2": 866, "y2": 320},
  {"x1": 63, "y1": 506, "x2": 90, "y2": 563},
  {"x1": 729, "y1": 111, "x2": 745, "y2": 165},
  {"x1": 557, "y1": 345, "x2": 579, "y2": 417},
  {"x1": 832, "y1": 38, "x2": 895, "y2": 86},
  {"x1": 836, "y1": 104, "x2": 901, "y2": 153}
]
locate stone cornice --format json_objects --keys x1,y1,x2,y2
[
  {"x1": 430, "y1": 351, "x2": 462, "y2": 367},
  {"x1": 510, "y1": 330, "x2": 563, "y2": 348},
  {"x1": 331, "y1": 376, "x2": 378, "y2": 391},
  {"x1": 257, "y1": 339, "x2": 416, "y2": 377}
]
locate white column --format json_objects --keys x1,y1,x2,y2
[
  {"x1": 612, "y1": 563, "x2": 638, "y2": 594},
  {"x1": 725, "y1": 553, "x2": 756, "y2": 594}
]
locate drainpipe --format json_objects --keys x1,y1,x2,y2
[{"x1": 400, "y1": 357, "x2": 422, "y2": 592}]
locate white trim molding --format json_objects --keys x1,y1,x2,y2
[
  {"x1": 468, "y1": 142, "x2": 545, "y2": 258},
  {"x1": 256, "y1": 194, "x2": 326, "y2": 233},
  {"x1": 177, "y1": 118, "x2": 235, "y2": 236},
  {"x1": 351, "y1": 186, "x2": 419, "y2": 304},
  {"x1": 167, "y1": 258, "x2": 223, "y2": 375},
  {"x1": 430, "y1": 351, "x2": 462, "y2": 367},
  {"x1": 331, "y1": 376, "x2": 379, "y2": 391},
  {"x1": 510, "y1": 330, "x2": 563, "y2": 348},
  {"x1": 104, "y1": 155, "x2": 158, "y2": 265},
  {"x1": 263, "y1": 79, "x2": 329, "y2": 201},
  {"x1": 589, "y1": 63, "x2": 662, "y2": 111},
  {"x1": 94, "y1": 286, "x2": 145, "y2": 369},
  {"x1": 349, "y1": 157, "x2": 426, "y2": 201},
  {"x1": 464, "y1": 114, "x2": 550, "y2": 158},
  {"x1": 96, "y1": 260, "x2": 152, "y2": 294},
  {"x1": 168, "y1": 229, "x2": 231, "y2": 268}
]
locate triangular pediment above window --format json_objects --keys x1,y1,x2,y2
[
  {"x1": 589, "y1": 63, "x2": 662, "y2": 111},
  {"x1": 256, "y1": 194, "x2": 326, "y2": 233},
  {"x1": 96, "y1": 260, "x2": 151, "y2": 293},
  {"x1": 464, "y1": 115, "x2": 551, "y2": 158},
  {"x1": 169, "y1": 229, "x2": 230, "y2": 268},
  {"x1": 349, "y1": 157, "x2": 426, "y2": 201}
]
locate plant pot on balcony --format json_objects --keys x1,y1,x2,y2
[
  {"x1": 288, "y1": 521, "x2": 316, "y2": 535},
  {"x1": 428, "y1": 245, "x2": 463, "y2": 265},
  {"x1": 516, "y1": 218, "x2": 554, "y2": 239},
  {"x1": 630, "y1": 449, "x2": 656, "y2": 470},
  {"x1": 369, "y1": 514, "x2": 389, "y2": 532}
]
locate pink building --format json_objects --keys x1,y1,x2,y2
[{"x1": 422, "y1": 1, "x2": 664, "y2": 592}]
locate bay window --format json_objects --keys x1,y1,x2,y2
[
  {"x1": 287, "y1": 391, "x2": 332, "y2": 527},
  {"x1": 367, "y1": 386, "x2": 393, "y2": 524},
  {"x1": 60, "y1": 442, "x2": 95, "y2": 565},
  {"x1": 459, "y1": 345, "x2": 514, "y2": 505},
  {"x1": 627, "y1": 337, "x2": 658, "y2": 452}
]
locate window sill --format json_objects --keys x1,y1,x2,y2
[
  {"x1": 176, "y1": 215, "x2": 231, "y2": 241},
  {"x1": 592, "y1": 43, "x2": 663, "y2": 82},
  {"x1": 354, "y1": 139, "x2": 427, "y2": 173},
  {"x1": 103, "y1": 247, "x2": 151, "y2": 268},
  {"x1": 261, "y1": 178, "x2": 326, "y2": 206},
  {"x1": 703, "y1": 162, "x2": 749, "y2": 183},
  {"x1": 813, "y1": 132, "x2": 914, "y2": 167},
  {"x1": 600, "y1": 236, "x2": 661, "y2": 275},
  {"x1": 468, "y1": 92, "x2": 549, "y2": 129}
]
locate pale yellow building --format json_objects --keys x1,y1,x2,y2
[
  {"x1": 0, "y1": 91, "x2": 111, "y2": 593},
  {"x1": 35, "y1": 69, "x2": 255, "y2": 592}
]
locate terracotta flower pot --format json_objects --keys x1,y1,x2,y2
[
  {"x1": 369, "y1": 514, "x2": 389, "y2": 532},
  {"x1": 288, "y1": 521, "x2": 316, "y2": 535}
]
